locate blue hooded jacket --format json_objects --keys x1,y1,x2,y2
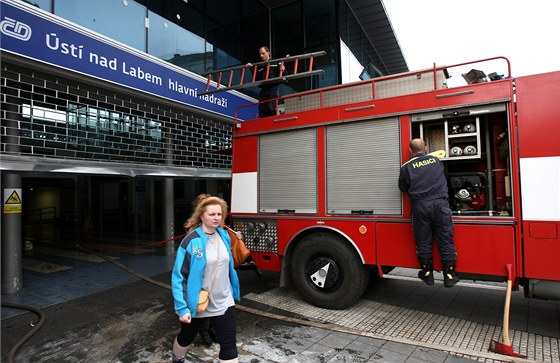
[{"x1": 172, "y1": 226, "x2": 241, "y2": 318}]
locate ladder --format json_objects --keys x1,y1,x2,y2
[{"x1": 198, "y1": 51, "x2": 326, "y2": 96}]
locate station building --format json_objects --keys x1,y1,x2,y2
[{"x1": 0, "y1": 0, "x2": 406, "y2": 293}]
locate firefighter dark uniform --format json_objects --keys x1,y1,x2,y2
[
  {"x1": 398, "y1": 151, "x2": 459, "y2": 287},
  {"x1": 255, "y1": 62, "x2": 283, "y2": 118}
]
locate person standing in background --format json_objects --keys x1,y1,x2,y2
[{"x1": 246, "y1": 46, "x2": 286, "y2": 118}]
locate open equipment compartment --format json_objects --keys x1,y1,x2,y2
[{"x1": 412, "y1": 103, "x2": 512, "y2": 217}]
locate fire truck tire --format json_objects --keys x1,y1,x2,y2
[{"x1": 291, "y1": 232, "x2": 369, "y2": 309}]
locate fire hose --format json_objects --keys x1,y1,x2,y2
[{"x1": 1, "y1": 302, "x2": 45, "y2": 363}]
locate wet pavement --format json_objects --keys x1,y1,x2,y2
[
  {"x1": 2, "y1": 270, "x2": 483, "y2": 363},
  {"x1": 3, "y1": 267, "x2": 552, "y2": 363},
  {"x1": 2, "y1": 241, "x2": 558, "y2": 363}
]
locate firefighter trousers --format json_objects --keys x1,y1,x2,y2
[
  {"x1": 412, "y1": 198, "x2": 457, "y2": 263},
  {"x1": 258, "y1": 85, "x2": 279, "y2": 117}
]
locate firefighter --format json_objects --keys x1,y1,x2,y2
[
  {"x1": 246, "y1": 46, "x2": 286, "y2": 118},
  {"x1": 398, "y1": 138, "x2": 460, "y2": 287}
]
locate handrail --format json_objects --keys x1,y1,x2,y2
[
  {"x1": 26, "y1": 206, "x2": 56, "y2": 221},
  {"x1": 233, "y1": 56, "x2": 511, "y2": 122}
]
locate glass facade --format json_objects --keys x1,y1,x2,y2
[
  {"x1": 1, "y1": 0, "x2": 405, "y2": 242},
  {"x1": 34, "y1": 0, "x2": 342, "y2": 97},
  {"x1": 23, "y1": 0, "x2": 391, "y2": 97},
  {"x1": 21, "y1": 0, "x2": 51, "y2": 12},
  {"x1": 148, "y1": 10, "x2": 207, "y2": 74},
  {"x1": 54, "y1": 0, "x2": 147, "y2": 51},
  {"x1": 269, "y1": 0, "x2": 339, "y2": 91},
  {"x1": 338, "y1": 1, "x2": 385, "y2": 80}
]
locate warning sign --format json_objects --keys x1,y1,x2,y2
[{"x1": 3, "y1": 188, "x2": 22, "y2": 214}]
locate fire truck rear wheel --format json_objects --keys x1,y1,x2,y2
[{"x1": 291, "y1": 232, "x2": 370, "y2": 309}]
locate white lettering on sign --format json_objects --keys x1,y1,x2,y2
[
  {"x1": 121, "y1": 62, "x2": 162, "y2": 86},
  {"x1": 46, "y1": 32, "x2": 83, "y2": 59},
  {"x1": 169, "y1": 79, "x2": 198, "y2": 97},
  {"x1": 89, "y1": 52, "x2": 118, "y2": 70}
]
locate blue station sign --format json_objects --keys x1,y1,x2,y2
[{"x1": 0, "y1": 0, "x2": 256, "y2": 120}]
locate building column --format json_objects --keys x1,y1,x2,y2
[
  {"x1": 162, "y1": 178, "x2": 174, "y2": 256},
  {"x1": 206, "y1": 179, "x2": 218, "y2": 197},
  {"x1": 143, "y1": 178, "x2": 155, "y2": 233},
  {"x1": 1, "y1": 173, "x2": 23, "y2": 294}
]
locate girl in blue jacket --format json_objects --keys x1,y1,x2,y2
[{"x1": 171, "y1": 196, "x2": 241, "y2": 363}]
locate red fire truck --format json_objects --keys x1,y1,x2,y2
[{"x1": 229, "y1": 56, "x2": 560, "y2": 310}]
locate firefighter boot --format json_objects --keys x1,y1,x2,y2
[
  {"x1": 418, "y1": 260, "x2": 434, "y2": 285},
  {"x1": 443, "y1": 261, "x2": 460, "y2": 288}
]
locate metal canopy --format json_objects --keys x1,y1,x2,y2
[{"x1": 345, "y1": 0, "x2": 408, "y2": 75}]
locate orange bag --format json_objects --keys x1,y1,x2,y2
[
  {"x1": 197, "y1": 290, "x2": 209, "y2": 313},
  {"x1": 227, "y1": 228, "x2": 251, "y2": 267}
]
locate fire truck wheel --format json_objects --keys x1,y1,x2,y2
[{"x1": 291, "y1": 232, "x2": 370, "y2": 309}]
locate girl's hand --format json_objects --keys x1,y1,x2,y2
[{"x1": 179, "y1": 313, "x2": 192, "y2": 324}]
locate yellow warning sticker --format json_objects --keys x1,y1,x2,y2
[
  {"x1": 3, "y1": 188, "x2": 22, "y2": 214},
  {"x1": 5, "y1": 190, "x2": 22, "y2": 204}
]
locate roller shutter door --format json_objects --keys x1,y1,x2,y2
[
  {"x1": 326, "y1": 118, "x2": 402, "y2": 215},
  {"x1": 259, "y1": 129, "x2": 317, "y2": 213}
]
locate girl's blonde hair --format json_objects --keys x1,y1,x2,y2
[
  {"x1": 186, "y1": 196, "x2": 228, "y2": 232},
  {"x1": 184, "y1": 193, "x2": 211, "y2": 229}
]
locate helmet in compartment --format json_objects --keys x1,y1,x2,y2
[
  {"x1": 463, "y1": 145, "x2": 477, "y2": 155},
  {"x1": 450, "y1": 146, "x2": 463, "y2": 156},
  {"x1": 450, "y1": 125, "x2": 462, "y2": 134},
  {"x1": 462, "y1": 123, "x2": 476, "y2": 133}
]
